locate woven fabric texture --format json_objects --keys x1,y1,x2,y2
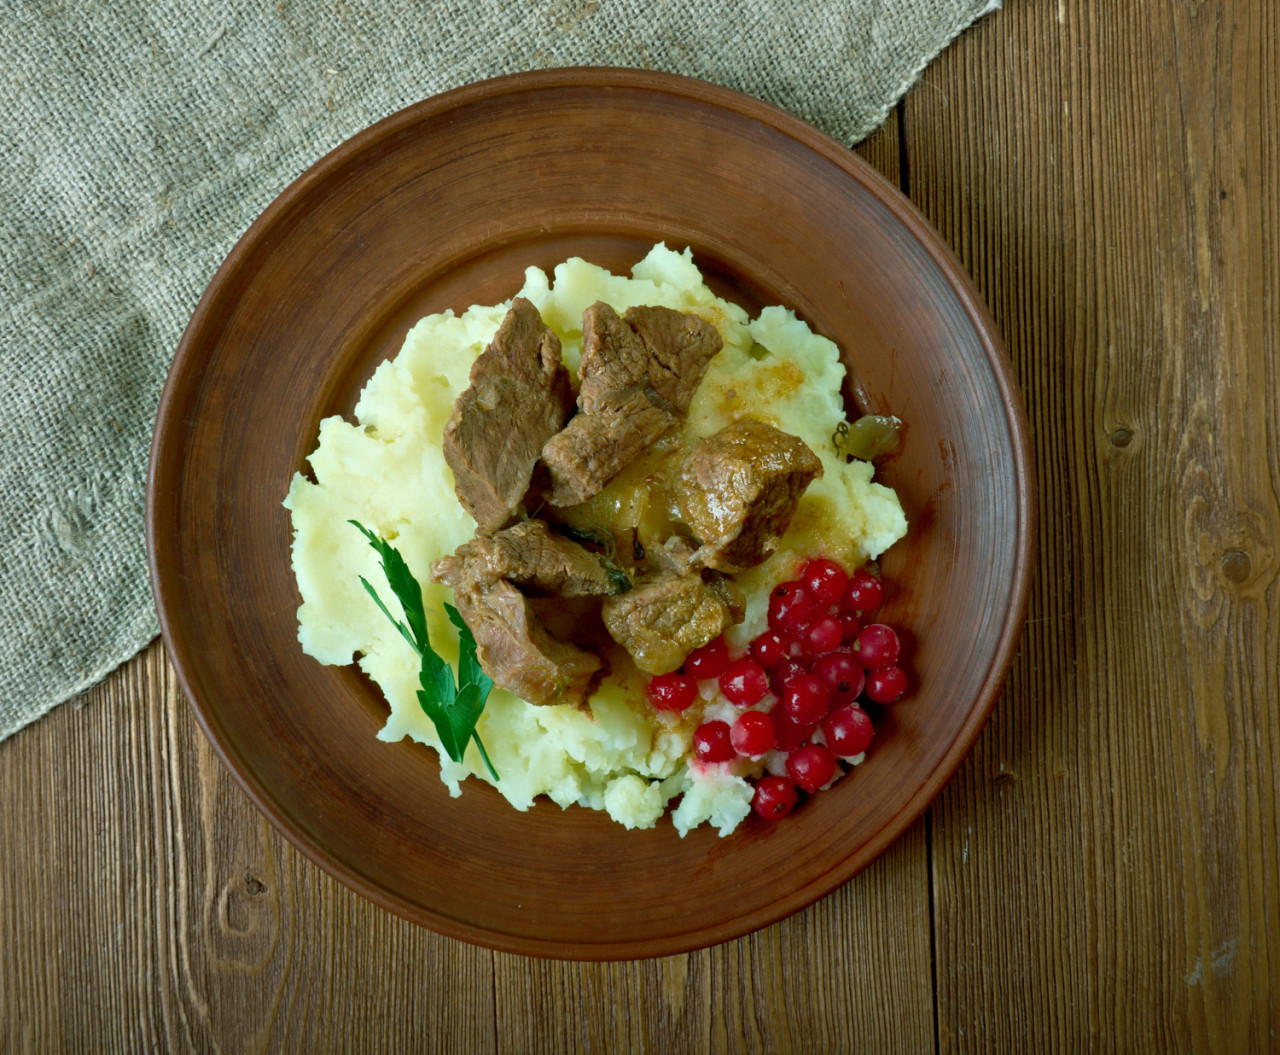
[{"x1": 0, "y1": 0, "x2": 998, "y2": 740}]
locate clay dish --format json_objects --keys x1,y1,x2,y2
[{"x1": 148, "y1": 68, "x2": 1035, "y2": 959}]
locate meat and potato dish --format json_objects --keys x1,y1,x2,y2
[{"x1": 285, "y1": 245, "x2": 907, "y2": 836}]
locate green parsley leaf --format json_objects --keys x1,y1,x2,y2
[
  {"x1": 350, "y1": 521, "x2": 499, "y2": 781},
  {"x1": 350, "y1": 521, "x2": 429, "y2": 647},
  {"x1": 551, "y1": 521, "x2": 614, "y2": 554},
  {"x1": 604, "y1": 565, "x2": 632, "y2": 595},
  {"x1": 548, "y1": 522, "x2": 632, "y2": 595},
  {"x1": 445, "y1": 602, "x2": 493, "y2": 700}
]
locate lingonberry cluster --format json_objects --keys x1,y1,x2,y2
[{"x1": 645, "y1": 557, "x2": 911, "y2": 821}]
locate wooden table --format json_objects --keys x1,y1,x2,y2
[{"x1": 4, "y1": 3, "x2": 1277, "y2": 1050}]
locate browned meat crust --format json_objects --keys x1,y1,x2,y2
[
  {"x1": 431, "y1": 519, "x2": 619, "y2": 599},
  {"x1": 443, "y1": 298, "x2": 575, "y2": 532},
  {"x1": 679, "y1": 418, "x2": 823, "y2": 573},
  {"x1": 448, "y1": 579, "x2": 602, "y2": 707},
  {"x1": 541, "y1": 303, "x2": 722, "y2": 507},
  {"x1": 601, "y1": 569, "x2": 735, "y2": 676}
]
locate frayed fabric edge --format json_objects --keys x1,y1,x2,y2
[{"x1": 847, "y1": 0, "x2": 1002, "y2": 145}]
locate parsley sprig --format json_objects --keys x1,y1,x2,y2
[{"x1": 350, "y1": 521, "x2": 499, "y2": 781}]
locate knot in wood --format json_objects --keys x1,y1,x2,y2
[{"x1": 1220, "y1": 548, "x2": 1252, "y2": 584}]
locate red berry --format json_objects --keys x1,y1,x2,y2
[
  {"x1": 750, "y1": 630, "x2": 790, "y2": 669},
  {"x1": 768, "y1": 658, "x2": 807, "y2": 696},
  {"x1": 767, "y1": 582, "x2": 816, "y2": 635},
  {"x1": 845, "y1": 569, "x2": 885, "y2": 615},
  {"x1": 685, "y1": 636, "x2": 730, "y2": 679},
  {"x1": 839, "y1": 611, "x2": 864, "y2": 642},
  {"x1": 865, "y1": 664, "x2": 908, "y2": 704},
  {"x1": 854, "y1": 623, "x2": 901, "y2": 668},
  {"x1": 647, "y1": 672, "x2": 697, "y2": 712},
  {"x1": 811, "y1": 651, "x2": 865, "y2": 706},
  {"x1": 772, "y1": 709, "x2": 817, "y2": 751},
  {"x1": 731, "y1": 710, "x2": 776, "y2": 757},
  {"x1": 820, "y1": 705, "x2": 874, "y2": 757},
  {"x1": 799, "y1": 616, "x2": 843, "y2": 657},
  {"x1": 786, "y1": 744, "x2": 838, "y2": 793},
  {"x1": 693, "y1": 720, "x2": 735, "y2": 762},
  {"x1": 719, "y1": 657, "x2": 770, "y2": 707},
  {"x1": 799, "y1": 558, "x2": 849, "y2": 607},
  {"x1": 752, "y1": 776, "x2": 798, "y2": 819},
  {"x1": 782, "y1": 673, "x2": 831, "y2": 725}
]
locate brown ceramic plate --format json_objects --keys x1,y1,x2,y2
[{"x1": 148, "y1": 68, "x2": 1034, "y2": 959}]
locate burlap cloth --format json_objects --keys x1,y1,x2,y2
[{"x1": 0, "y1": 0, "x2": 998, "y2": 741}]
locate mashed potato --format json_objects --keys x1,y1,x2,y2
[{"x1": 284, "y1": 245, "x2": 906, "y2": 836}]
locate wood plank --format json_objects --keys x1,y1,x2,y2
[
  {"x1": 903, "y1": 1, "x2": 1280, "y2": 1050},
  {"x1": 491, "y1": 822, "x2": 932, "y2": 1054},
  {"x1": 854, "y1": 108, "x2": 902, "y2": 188},
  {"x1": 1, "y1": 640, "x2": 934, "y2": 1054},
  {"x1": 0, "y1": 641, "x2": 495, "y2": 1053}
]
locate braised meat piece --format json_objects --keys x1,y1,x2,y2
[
  {"x1": 573, "y1": 300, "x2": 656, "y2": 414},
  {"x1": 577, "y1": 303, "x2": 722, "y2": 415},
  {"x1": 431, "y1": 519, "x2": 623, "y2": 598},
  {"x1": 446, "y1": 579, "x2": 602, "y2": 707},
  {"x1": 443, "y1": 298, "x2": 575, "y2": 532},
  {"x1": 679, "y1": 418, "x2": 823, "y2": 573},
  {"x1": 541, "y1": 303, "x2": 722, "y2": 507},
  {"x1": 539, "y1": 392, "x2": 675, "y2": 508},
  {"x1": 706, "y1": 571, "x2": 747, "y2": 624},
  {"x1": 430, "y1": 520, "x2": 614, "y2": 706},
  {"x1": 601, "y1": 569, "x2": 736, "y2": 676}
]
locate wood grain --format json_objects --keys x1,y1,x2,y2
[
  {"x1": 904, "y1": 0, "x2": 1280, "y2": 1050},
  {"x1": 0, "y1": 640, "x2": 933, "y2": 1052},
  {"x1": 0, "y1": 642, "x2": 495, "y2": 1054}
]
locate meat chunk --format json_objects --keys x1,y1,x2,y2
[
  {"x1": 448, "y1": 579, "x2": 602, "y2": 707},
  {"x1": 541, "y1": 303, "x2": 722, "y2": 507},
  {"x1": 601, "y1": 570, "x2": 735, "y2": 676},
  {"x1": 431, "y1": 519, "x2": 623, "y2": 598},
  {"x1": 539, "y1": 392, "x2": 674, "y2": 509},
  {"x1": 443, "y1": 298, "x2": 575, "y2": 532},
  {"x1": 679, "y1": 418, "x2": 823, "y2": 573},
  {"x1": 430, "y1": 519, "x2": 614, "y2": 706},
  {"x1": 573, "y1": 301, "x2": 655, "y2": 415},
  {"x1": 577, "y1": 303, "x2": 723, "y2": 415},
  {"x1": 706, "y1": 571, "x2": 746, "y2": 624}
]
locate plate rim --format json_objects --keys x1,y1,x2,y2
[{"x1": 147, "y1": 66, "x2": 1036, "y2": 959}]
